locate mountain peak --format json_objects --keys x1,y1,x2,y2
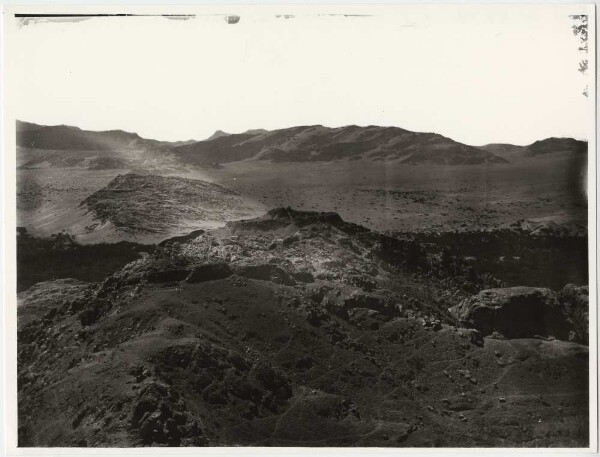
[{"x1": 206, "y1": 130, "x2": 231, "y2": 141}]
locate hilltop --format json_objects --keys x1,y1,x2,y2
[
  {"x1": 524, "y1": 138, "x2": 587, "y2": 157},
  {"x1": 79, "y1": 173, "x2": 263, "y2": 240},
  {"x1": 206, "y1": 130, "x2": 231, "y2": 141},
  {"x1": 478, "y1": 138, "x2": 587, "y2": 158},
  {"x1": 206, "y1": 129, "x2": 268, "y2": 141}
]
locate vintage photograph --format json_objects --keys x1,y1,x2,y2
[{"x1": 2, "y1": 4, "x2": 596, "y2": 450}]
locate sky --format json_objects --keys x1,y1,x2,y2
[{"x1": 5, "y1": 4, "x2": 593, "y2": 145}]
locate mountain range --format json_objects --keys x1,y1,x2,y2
[
  {"x1": 206, "y1": 129, "x2": 269, "y2": 141},
  {"x1": 17, "y1": 120, "x2": 587, "y2": 166},
  {"x1": 16, "y1": 121, "x2": 194, "y2": 151},
  {"x1": 479, "y1": 138, "x2": 588, "y2": 158},
  {"x1": 173, "y1": 124, "x2": 508, "y2": 165}
]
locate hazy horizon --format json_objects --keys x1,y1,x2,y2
[
  {"x1": 15, "y1": 117, "x2": 589, "y2": 147},
  {"x1": 6, "y1": 5, "x2": 593, "y2": 146}
]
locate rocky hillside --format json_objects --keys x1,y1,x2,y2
[
  {"x1": 171, "y1": 125, "x2": 508, "y2": 165},
  {"x1": 17, "y1": 209, "x2": 589, "y2": 447},
  {"x1": 80, "y1": 173, "x2": 263, "y2": 238}
]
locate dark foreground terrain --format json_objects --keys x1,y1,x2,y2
[
  {"x1": 399, "y1": 225, "x2": 588, "y2": 291},
  {"x1": 17, "y1": 229, "x2": 154, "y2": 293},
  {"x1": 17, "y1": 209, "x2": 589, "y2": 447}
]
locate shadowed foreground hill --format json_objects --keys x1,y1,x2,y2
[{"x1": 17, "y1": 209, "x2": 588, "y2": 447}]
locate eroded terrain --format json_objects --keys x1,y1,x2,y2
[
  {"x1": 17, "y1": 209, "x2": 589, "y2": 447},
  {"x1": 15, "y1": 122, "x2": 590, "y2": 448}
]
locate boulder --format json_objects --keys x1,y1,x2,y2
[
  {"x1": 558, "y1": 284, "x2": 589, "y2": 344},
  {"x1": 449, "y1": 287, "x2": 569, "y2": 340},
  {"x1": 306, "y1": 282, "x2": 334, "y2": 303},
  {"x1": 325, "y1": 291, "x2": 391, "y2": 320},
  {"x1": 347, "y1": 308, "x2": 384, "y2": 330},
  {"x1": 344, "y1": 291, "x2": 389, "y2": 314},
  {"x1": 158, "y1": 229, "x2": 205, "y2": 247},
  {"x1": 346, "y1": 274, "x2": 377, "y2": 292},
  {"x1": 559, "y1": 284, "x2": 589, "y2": 316}
]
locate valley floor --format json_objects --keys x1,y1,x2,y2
[{"x1": 17, "y1": 153, "x2": 587, "y2": 242}]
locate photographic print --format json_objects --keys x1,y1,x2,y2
[{"x1": 2, "y1": 3, "x2": 596, "y2": 451}]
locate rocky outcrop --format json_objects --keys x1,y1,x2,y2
[
  {"x1": 449, "y1": 287, "x2": 570, "y2": 339},
  {"x1": 17, "y1": 278, "x2": 90, "y2": 326},
  {"x1": 158, "y1": 230, "x2": 206, "y2": 247},
  {"x1": 129, "y1": 382, "x2": 206, "y2": 446},
  {"x1": 559, "y1": 284, "x2": 589, "y2": 344}
]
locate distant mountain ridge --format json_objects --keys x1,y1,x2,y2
[
  {"x1": 173, "y1": 124, "x2": 508, "y2": 165},
  {"x1": 524, "y1": 138, "x2": 587, "y2": 156},
  {"x1": 478, "y1": 143, "x2": 525, "y2": 155},
  {"x1": 206, "y1": 128, "x2": 269, "y2": 141},
  {"x1": 17, "y1": 120, "x2": 586, "y2": 166},
  {"x1": 478, "y1": 138, "x2": 587, "y2": 158},
  {"x1": 16, "y1": 120, "x2": 194, "y2": 151}
]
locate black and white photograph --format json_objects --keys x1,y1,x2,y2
[{"x1": 1, "y1": 3, "x2": 597, "y2": 452}]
